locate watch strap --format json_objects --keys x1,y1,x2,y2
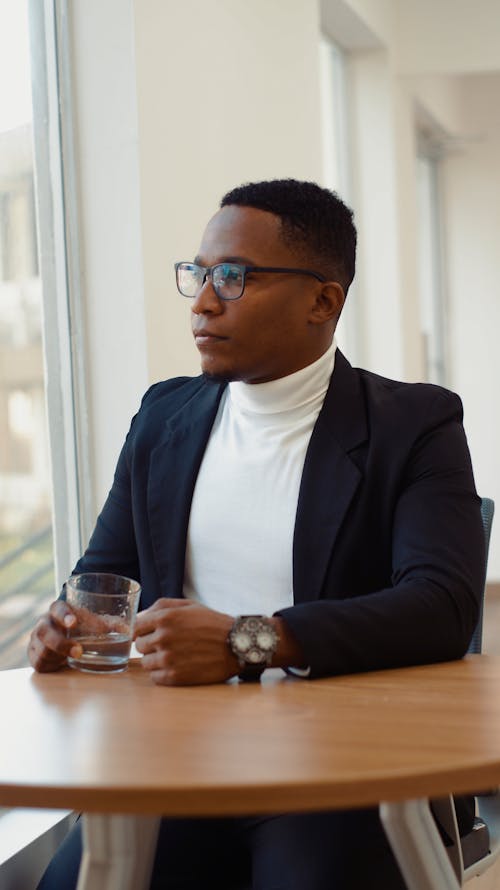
[{"x1": 238, "y1": 663, "x2": 266, "y2": 682}]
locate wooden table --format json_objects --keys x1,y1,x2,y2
[{"x1": 2, "y1": 656, "x2": 500, "y2": 890}]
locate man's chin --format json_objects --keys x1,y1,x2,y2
[{"x1": 201, "y1": 369, "x2": 237, "y2": 384}]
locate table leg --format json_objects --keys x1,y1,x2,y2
[
  {"x1": 380, "y1": 799, "x2": 461, "y2": 890},
  {"x1": 76, "y1": 813, "x2": 160, "y2": 890}
]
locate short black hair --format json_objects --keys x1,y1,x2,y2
[{"x1": 220, "y1": 178, "x2": 356, "y2": 294}]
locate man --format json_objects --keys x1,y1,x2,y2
[{"x1": 30, "y1": 179, "x2": 484, "y2": 889}]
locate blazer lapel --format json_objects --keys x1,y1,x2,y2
[
  {"x1": 293, "y1": 351, "x2": 367, "y2": 603},
  {"x1": 147, "y1": 379, "x2": 226, "y2": 598}
]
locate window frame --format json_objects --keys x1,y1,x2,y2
[
  {"x1": 319, "y1": 37, "x2": 361, "y2": 366},
  {"x1": 416, "y1": 127, "x2": 448, "y2": 386},
  {"x1": 28, "y1": 0, "x2": 91, "y2": 585}
]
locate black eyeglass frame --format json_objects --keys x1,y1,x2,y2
[{"x1": 174, "y1": 261, "x2": 326, "y2": 301}]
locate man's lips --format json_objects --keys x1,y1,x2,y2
[{"x1": 193, "y1": 330, "x2": 228, "y2": 344}]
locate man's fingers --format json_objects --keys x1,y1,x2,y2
[
  {"x1": 28, "y1": 623, "x2": 66, "y2": 672},
  {"x1": 32, "y1": 610, "x2": 75, "y2": 661},
  {"x1": 134, "y1": 612, "x2": 159, "y2": 638},
  {"x1": 49, "y1": 599, "x2": 77, "y2": 630},
  {"x1": 134, "y1": 599, "x2": 192, "y2": 638},
  {"x1": 134, "y1": 632, "x2": 158, "y2": 654},
  {"x1": 148, "y1": 597, "x2": 192, "y2": 612},
  {"x1": 29, "y1": 635, "x2": 63, "y2": 672}
]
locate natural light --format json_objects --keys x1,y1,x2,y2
[{"x1": 0, "y1": 0, "x2": 32, "y2": 134}]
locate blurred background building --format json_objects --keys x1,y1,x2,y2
[{"x1": 0, "y1": 120, "x2": 54, "y2": 667}]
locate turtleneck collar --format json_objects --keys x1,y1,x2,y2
[{"x1": 228, "y1": 338, "x2": 337, "y2": 415}]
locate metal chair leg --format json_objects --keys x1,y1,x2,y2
[
  {"x1": 380, "y1": 799, "x2": 461, "y2": 890},
  {"x1": 77, "y1": 813, "x2": 160, "y2": 890}
]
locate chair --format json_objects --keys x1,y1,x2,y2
[
  {"x1": 468, "y1": 497, "x2": 495, "y2": 654},
  {"x1": 433, "y1": 496, "x2": 498, "y2": 884}
]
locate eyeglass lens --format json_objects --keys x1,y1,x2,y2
[
  {"x1": 176, "y1": 263, "x2": 244, "y2": 300},
  {"x1": 212, "y1": 264, "x2": 244, "y2": 299}
]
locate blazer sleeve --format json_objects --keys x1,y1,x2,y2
[
  {"x1": 276, "y1": 389, "x2": 485, "y2": 678},
  {"x1": 69, "y1": 386, "x2": 161, "y2": 584},
  {"x1": 71, "y1": 438, "x2": 140, "y2": 582}
]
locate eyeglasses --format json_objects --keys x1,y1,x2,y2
[{"x1": 175, "y1": 262, "x2": 326, "y2": 301}]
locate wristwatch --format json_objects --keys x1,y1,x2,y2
[{"x1": 228, "y1": 615, "x2": 279, "y2": 682}]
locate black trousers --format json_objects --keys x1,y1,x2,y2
[{"x1": 36, "y1": 808, "x2": 407, "y2": 890}]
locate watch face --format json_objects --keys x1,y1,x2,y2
[
  {"x1": 247, "y1": 647, "x2": 265, "y2": 664},
  {"x1": 229, "y1": 616, "x2": 278, "y2": 668},
  {"x1": 256, "y1": 630, "x2": 276, "y2": 651},
  {"x1": 233, "y1": 630, "x2": 252, "y2": 653}
]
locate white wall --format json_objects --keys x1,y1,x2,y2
[
  {"x1": 66, "y1": 0, "x2": 325, "y2": 513},
  {"x1": 134, "y1": 0, "x2": 324, "y2": 384},
  {"x1": 396, "y1": 0, "x2": 500, "y2": 75},
  {"x1": 327, "y1": 4, "x2": 500, "y2": 578},
  {"x1": 68, "y1": 0, "x2": 148, "y2": 521},
  {"x1": 347, "y1": 49, "x2": 405, "y2": 379},
  {"x1": 442, "y1": 75, "x2": 500, "y2": 576},
  {"x1": 65, "y1": 0, "x2": 500, "y2": 578}
]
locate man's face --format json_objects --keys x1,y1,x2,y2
[{"x1": 190, "y1": 205, "x2": 329, "y2": 384}]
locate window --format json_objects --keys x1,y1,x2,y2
[
  {"x1": 0, "y1": 0, "x2": 83, "y2": 668},
  {"x1": 0, "y1": 2, "x2": 55, "y2": 668}
]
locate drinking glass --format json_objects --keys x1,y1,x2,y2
[{"x1": 65, "y1": 573, "x2": 141, "y2": 673}]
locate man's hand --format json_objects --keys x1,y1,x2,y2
[
  {"x1": 133, "y1": 598, "x2": 238, "y2": 686},
  {"x1": 28, "y1": 600, "x2": 83, "y2": 672}
]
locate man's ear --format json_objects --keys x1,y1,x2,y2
[{"x1": 308, "y1": 282, "x2": 345, "y2": 325}]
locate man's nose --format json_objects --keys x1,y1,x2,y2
[{"x1": 191, "y1": 276, "x2": 224, "y2": 314}]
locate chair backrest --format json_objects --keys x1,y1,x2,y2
[
  {"x1": 432, "y1": 498, "x2": 497, "y2": 885},
  {"x1": 467, "y1": 497, "x2": 495, "y2": 655}
]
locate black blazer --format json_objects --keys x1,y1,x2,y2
[{"x1": 74, "y1": 350, "x2": 484, "y2": 679}]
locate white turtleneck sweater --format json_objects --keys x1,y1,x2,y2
[{"x1": 183, "y1": 340, "x2": 336, "y2": 616}]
